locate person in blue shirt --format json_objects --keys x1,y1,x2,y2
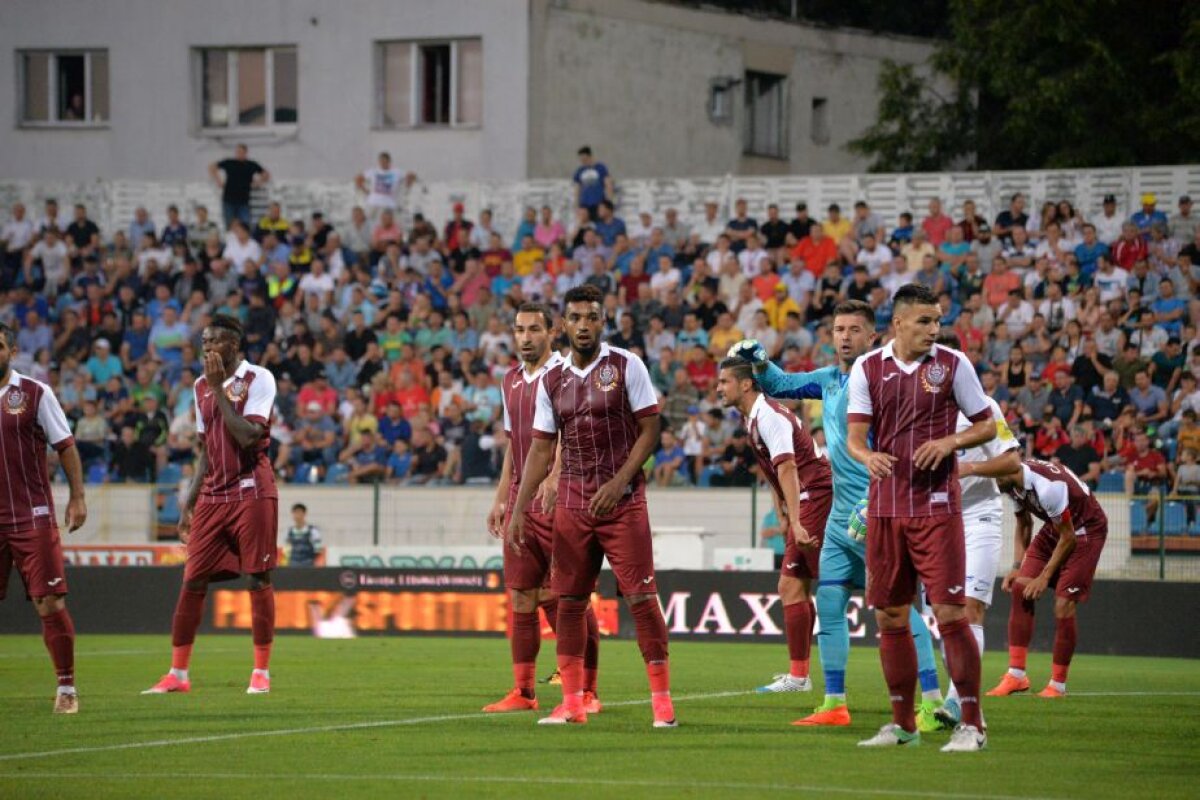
[
  {"x1": 760, "y1": 507, "x2": 786, "y2": 570},
  {"x1": 378, "y1": 401, "x2": 413, "y2": 446},
  {"x1": 1131, "y1": 193, "x2": 1169, "y2": 240},
  {"x1": 652, "y1": 429, "x2": 689, "y2": 487},
  {"x1": 592, "y1": 201, "x2": 627, "y2": 247},
  {"x1": 729, "y1": 298, "x2": 943, "y2": 727},
  {"x1": 386, "y1": 439, "x2": 414, "y2": 482},
  {"x1": 1150, "y1": 278, "x2": 1186, "y2": 337},
  {"x1": 1073, "y1": 223, "x2": 1108, "y2": 278},
  {"x1": 573, "y1": 145, "x2": 612, "y2": 219}
]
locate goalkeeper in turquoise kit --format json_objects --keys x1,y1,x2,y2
[{"x1": 729, "y1": 300, "x2": 946, "y2": 729}]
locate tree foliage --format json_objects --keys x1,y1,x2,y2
[{"x1": 849, "y1": 0, "x2": 1200, "y2": 171}]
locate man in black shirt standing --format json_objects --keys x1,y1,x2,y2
[
  {"x1": 760, "y1": 204, "x2": 790, "y2": 251},
  {"x1": 209, "y1": 143, "x2": 269, "y2": 231},
  {"x1": 1054, "y1": 425, "x2": 1102, "y2": 488}
]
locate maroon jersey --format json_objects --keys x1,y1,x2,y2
[
  {"x1": 0, "y1": 371, "x2": 74, "y2": 534},
  {"x1": 194, "y1": 360, "x2": 277, "y2": 505},
  {"x1": 746, "y1": 394, "x2": 833, "y2": 501},
  {"x1": 501, "y1": 352, "x2": 562, "y2": 501},
  {"x1": 847, "y1": 342, "x2": 992, "y2": 517},
  {"x1": 533, "y1": 343, "x2": 659, "y2": 511},
  {"x1": 1005, "y1": 459, "x2": 1108, "y2": 538}
]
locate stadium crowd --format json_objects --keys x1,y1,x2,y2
[{"x1": 2, "y1": 146, "x2": 1199, "y2": 519}]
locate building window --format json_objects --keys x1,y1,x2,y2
[
  {"x1": 743, "y1": 70, "x2": 788, "y2": 159},
  {"x1": 375, "y1": 39, "x2": 482, "y2": 128},
  {"x1": 708, "y1": 77, "x2": 734, "y2": 124},
  {"x1": 811, "y1": 97, "x2": 830, "y2": 145},
  {"x1": 199, "y1": 46, "x2": 298, "y2": 129},
  {"x1": 19, "y1": 50, "x2": 109, "y2": 126}
]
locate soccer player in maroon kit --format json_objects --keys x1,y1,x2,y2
[
  {"x1": 716, "y1": 358, "x2": 833, "y2": 722},
  {"x1": 983, "y1": 459, "x2": 1107, "y2": 698},
  {"x1": 846, "y1": 284, "x2": 996, "y2": 752},
  {"x1": 144, "y1": 315, "x2": 279, "y2": 695},
  {"x1": 0, "y1": 323, "x2": 87, "y2": 713},
  {"x1": 484, "y1": 303, "x2": 601, "y2": 714},
  {"x1": 508, "y1": 285, "x2": 675, "y2": 727}
]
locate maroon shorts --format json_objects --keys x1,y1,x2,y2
[
  {"x1": 184, "y1": 498, "x2": 278, "y2": 582},
  {"x1": 551, "y1": 502, "x2": 654, "y2": 597},
  {"x1": 867, "y1": 514, "x2": 965, "y2": 609},
  {"x1": 503, "y1": 504, "x2": 554, "y2": 591},
  {"x1": 782, "y1": 487, "x2": 831, "y2": 580},
  {"x1": 1020, "y1": 524, "x2": 1106, "y2": 603},
  {"x1": 0, "y1": 526, "x2": 68, "y2": 600}
]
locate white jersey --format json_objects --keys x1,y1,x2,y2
[{"x1": 957, "y1": 396, "x2": 1020, "y2": 521}]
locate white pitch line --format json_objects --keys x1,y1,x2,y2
[
  {"x1": 0, "y1": 648, "x2": 240, "y2": 660},
  {"x1": 1010, "y1": 691, "x2": 1200, "y2": 698},
  {"x1": 0, "y1": 690, "x2": 749, "y2": 763},
  {"x1": 0, "y1": 772, "x2": 1065, "y2": 800}
]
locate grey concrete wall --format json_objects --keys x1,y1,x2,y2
[
  {"x1": 528, "y1": 0, "x2": 941, "y2": 179},
  {"x1": 0, "y1": 0, "x2": 530, "y2": 181}
]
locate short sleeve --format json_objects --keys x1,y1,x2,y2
[
  {"x1": 532, "y1": 378, "x2": 557, "y2": 439},
  {"x1": 243, "y1": 370, "x2": 276, "y2": 423},
  {"x1": 982, "y1": 398, "x2": 1020, "y2": 457},
  {"x1": 501, "y1": 384, "x2": 512, "y2": 434},
  {"x1": 846, "y1": 355, "x2": 873, "y2": 422},
  {"x1": 756, "y1": 407, "x2": 795, "y2": 466},
  {"x1": 624, "y1": 355, "x2": 659, "y2": 418},
  {"x1": 1028, "y1": 469, "x2": 1070, "y2": 522},
  {"x1": 193, "y1": 378, "x2": 206, "y2": 434},
  {"x1": 951, "y1": 350, "x2": 991, "y2": 421},
  {"x1": 36, "y1": 388, "x2": 74, "y2": 451}
]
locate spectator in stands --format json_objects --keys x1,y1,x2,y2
[
  {"x1": 1130, "y1": 369, "x2": 1170, "y2": 427},
  {"x1": 1033, "y1": 414, "x2": 1069, "y2": 459},
  {"x1": 209, "y1": 143, "x2": 269, "y2": 229},
  {"x1": 726, "y1": 198, "x2": 758, "y2": 254},
  {"x1": 1131, "y1": 193, "x2": 1169, "y2": 239},
  {"x1": 921, "y1": 197, "x2": 953, "y2": 246},
  {"x1": 112, "y1": 425, "x2": 155, "y2": 483},
  {"x1": 711, "y1": 429, "x2": 756, "y2": 487},
  {"x1": 1126, "y1": 431, "x2": 1169, "y2": 519},
  {"x1": 1055, "y1": 425, "x2": 1103, "y2": 488},
  {"x1": 653, "y1": 429, "x2": 688, "y2": 487},
  {"x1": 407, "y1": 427, "x2": 448, "y2": 485},
  {"x1": 355, "y1": 151, "x2": 414, "y2": 225},
  {"x1": 993, "y1": 193, "x2": 1028, "y2": 242},
  {"x1": 573, "y1": 146, "x2": 613, "y2": 219},
  {"x1": 341, "y1": 429, "x2": 389, "y2": 484}
]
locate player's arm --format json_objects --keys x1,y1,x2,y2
[
  {"x1": 487, "y1": 443, "x2": 513, "y2": 538},
  {"x1": 538, "y1": 438, "x2": 563, "y2": 514},
  {"x1": 1021, "y1": 513, "x2": 1077, "y2": 601},
  {"x1": 845, "y1": 357, "x2": 897, "y2": 478},
  {"x1": 179, "y1": 438, "x2": 208, "y2": 544},
  {"x1": 1001, "y1": 506, "x2": 1034, "y2": 593},
  {"x1": 755, "y1": 357, "x2": 828, "y2": 400},
  {"x1": 775, "y1": 460, "x2": 814, "y2": 546},
  {"x1": 38, "y1": 388, "x2": 86, "y2": 531}
]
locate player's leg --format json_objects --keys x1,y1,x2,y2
[
  {"x1": 758, "y1": 552, "x2": 815, "y2": 693},
  {"x1": 11, "y1": 527, "x2": 78, "y2": 713},
  {"x1": 941, "y1": 516, "x2": 1001, "y2": 725},
  {"x1": 800, "y1": 516, "x2": 859, "y2": 725},
  {"x1": 911, "y1": 596, "x2": 945, "y2": 733},
  {"x1": 487, "y1": 506, "x2": 554, "y2": 712},
  {"x1": 238, "y1": 498, "x2": 279, "y2": 694},
  {"x1": 1040, "y1": 531, "x2": 1104, "y2": 698},
  {"x1": 911, "y1": 514, "x2": 986, "y2": 750},
  {"x1": 601, "y1": 504, "x2": 675, "y2": 728},
  {"x1": 989, "y1": 528, "x2": 1052, "y2": 696},
  {"x1": 858, "y1": 517, "x2": 922, "y2": 746},
  {"x1": 541, "y1": 507, "x2": 602, "y2": 724}
]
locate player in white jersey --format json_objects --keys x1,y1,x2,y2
[{"x1": 935, "y1": 332, "x2": 1021, "y2": 727}]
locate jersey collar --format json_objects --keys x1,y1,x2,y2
[
  {"x1": 747, "y1": 393, "x2": 769, "y2": 426},
  {"x1": 565, "y1": 343, "x2": 610, "y2": 378},
  {"x1": 3, "y1": 369, "x2": 23, "y2": 388}
]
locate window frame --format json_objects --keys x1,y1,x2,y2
[
  {"x1": 373, "y1": 38, "x2": 483, "y2": 130},
  {"x1": 17, "y1": 48, "x2": 110, "y2": 129},
  {"x1": 742, "y1": 70, "x2": 789, "y2": 160},
  {"x1": 195, "y1": 45, "x2": 298, "y2": 135}
]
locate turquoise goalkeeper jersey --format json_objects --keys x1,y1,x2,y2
[{"x1": 756, "y1": 361, "x2": 869, "y2": 527}]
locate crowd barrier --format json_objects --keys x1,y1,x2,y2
[{"x1": 1, "y1": 567, "x2": 1193, "y2": 659}]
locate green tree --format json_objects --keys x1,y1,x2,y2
[{"x1": 849, "y1": 0, "x2": 1200, "y2": 171}]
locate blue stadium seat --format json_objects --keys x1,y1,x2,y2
[
  {"x1": 1164, "y1": 502, "x2": 1188, "y2": 536},
  {"x1": 1130, "y1": 500, "x2": 1148, "y2": 534},
  {"x1": 158, "y1": 463, "x2": 183, "y2": 485},
  {"x1": 1188, "y1": 510, "x2": 1200, "y2": 537},
  {"x1": 325, "y1": 463, "x2": 350, "y2": 484},
  {"x1": 86, "y1": 462, "x2": 108, "y2": 484},
  {"x1": 1097, "y1": 472, "x2": 1125, "y2": 493},
  {"x1": 158, "y1": 492, "x2": 181, "y2": 525},
  {"x1": 293, "y1": 464, "x2": 321, "y2": 484},
  {"x1": 1165, "y1": 439, "x2": 1178, "y2": 463}
]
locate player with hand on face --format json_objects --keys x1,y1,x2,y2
[
  {"x1": 727, "y1": 300, "x2": 944, "y2": 729},
  {"x1": 144, "y1": 315, "x2": 280, "y2": 696},
  {"x1": 982, "y1": 459, "x2": 1107, "y2": 699},
  {"x1": 717, "y1": 357, "x2": 832, "y2": 724},
  {"x1": 846, "y1": 284, "x2": 996, "y2": 752},
  {"x1": 484, "y1": 303, "x2": 601, "y2": 714},
  {"x1": 0, "y1": 323, "x2": 87, "y2": 713},
  {"x1": 509, "y1": 285, "x2": 674, "y2": 728}
]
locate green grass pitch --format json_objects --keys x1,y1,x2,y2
[{"x1": 0, "y1": 635, "x2": 1197, "y2": 799}]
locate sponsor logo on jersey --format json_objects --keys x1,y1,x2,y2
[
  {"x1": 595, "y1": 364, "x2": 620, "y2": 393},
  {"x1": 32, "y1": 505, "x2": 50, "y2": 517},
  {"x1": 4, "y1": 388, "x2": 27, "y2": 415}
]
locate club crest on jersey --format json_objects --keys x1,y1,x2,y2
[
  {"x1": 225, "y1": 378, "x2": 248, "y2": 403},
  {"x1": 921, "y1": 362, "x2": 948, "y2": 394},
  {"x1": 594, "y1": 363, "x2": 620, "y2": 393},
  {"x1": 4, "y1": 388, "x2": 27, "y2": 415}
]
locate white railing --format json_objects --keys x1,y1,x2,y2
[{"x1": 4, "y1": 164, "x2": 1200, "y2": 249}]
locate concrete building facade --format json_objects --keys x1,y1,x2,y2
[{"x1": 1, "y1": 0, "x2": 937, "y2": 183}]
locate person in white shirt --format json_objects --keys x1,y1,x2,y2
[
  {"x1": 878, "y1": 256, "x2": 910, "y2": 299},
  {"x1": 694, "y1": 201, "x2": 726, "y2": 246},
  {"x1": 643, "y1": 316, "x2": 676, "y2": 363},
  {"x1": 733, "y1": 282, "x2": 764, "y2": 332},
  {"x1": 221, "y1": 221, "x2": 263, "y2": 275},
  {"x1": 355, "y1": 151, "x2": 415, "y2": 223},
  {"x1": 781, "y1": 258, "x2": 815, "y2": 308},
  {"x1": 298, "y1": 259, "x2": 336, "y2": 303},
  {"x1": 745, "y1": 309, "x2": 780, "y2": 358},
  {"x1": 996, "y1": 292, "x2": 1035, "y2": 339},
  {"x1": 737, "y1": 233, "x2": 768, "y2": 278},
  {"x1": 649, "y1": 257, "x2": 682, "y2": 300},
  {"x1": 855, "y1": 232, "x2": 893, "y2": 275},
  {"x1": 1093, "y1": 194, "x2": 1124, "y2": 245},
  {"x1": 26, "y1": 228, "x2": 69, "y2": 296},
  {"x1": 554, "y1": 258, "x2": 585, "y2": 296},
  {"x1": 2, "y1": 203, "x2": 37, "y2": 257},
  {"x1": 1092, "y1": 256, "x2": 1129, "y2": 304},
  {"x1": 627, "y1": 211, "x2": 655, "y2": 247},
  {"x1": 1037, "y1": 283, "x2": 1076, "y2": 334}
]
